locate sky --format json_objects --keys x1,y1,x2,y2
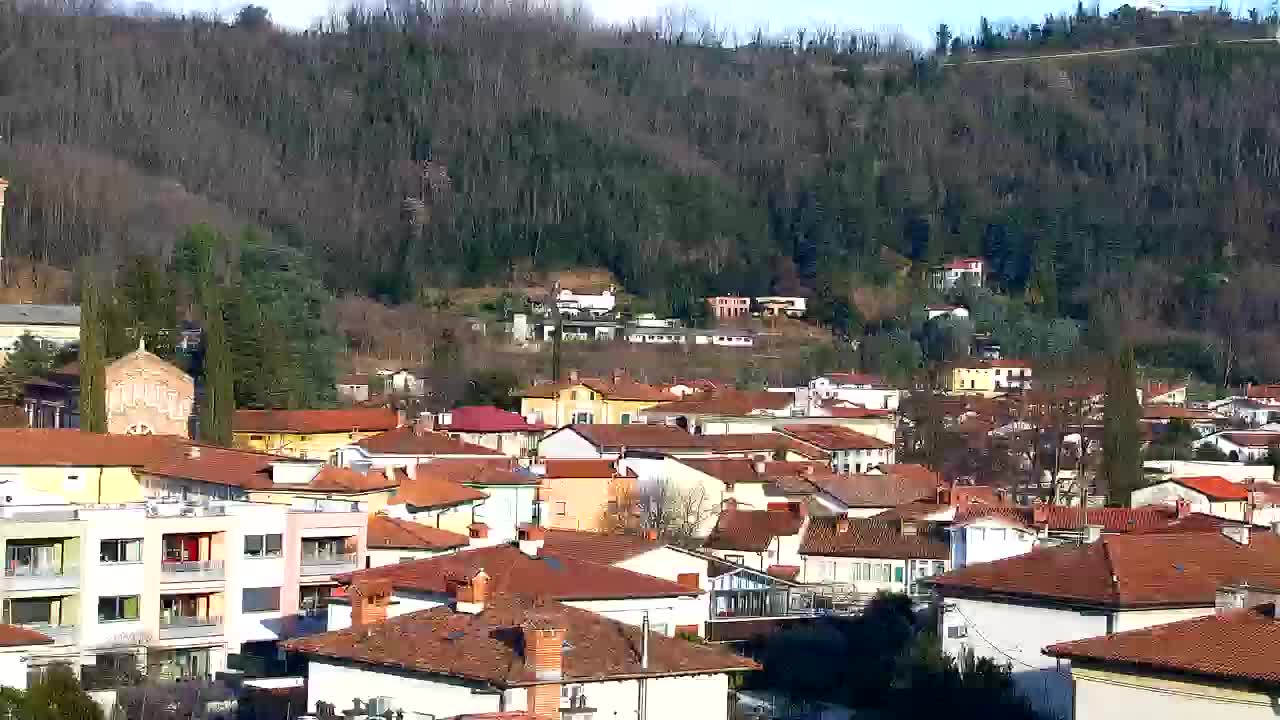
[{"x1": 165, "y1": 0, "x2": 1122, "y2": 46}]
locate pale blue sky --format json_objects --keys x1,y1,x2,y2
[{"x1": 165, "y1": 0, "x2": 1143, "y2": 46}]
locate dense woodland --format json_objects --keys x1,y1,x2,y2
[{"x1": 2, "y1": 2, "x2": 1280, "y2": 382}]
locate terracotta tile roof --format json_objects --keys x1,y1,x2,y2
[
  {"x1": 780, "y1": 425, "x2": 892, "y2": 451},
  {"x1": 0, "y1": 429, "x2": 176, "y2": 466},
  {"x1": 930, "y1": 531, "x2": 1280, "y2": 608},
  {"x1": 800, "y1": 516, "x2": 949, "y2": 560},
  {"x1": 438, "y1": 406, "x2": 551, "y2": 433},
  {"x1": 1246, "y1": 384, "x2": 1280, "y2": 400},
  {"x1": 416, "y1": 459, "x2": 536, "y2": 486},
  {"x1": 542, "y1": 529, "x2": 663, "y2": 565},
  {"x1": 301, "y1": 466, "x2": 402, "y2": 493},
  {"x1": 140, "y1": 442, "x2": 401, "y2": 494},
  {"x1": 284, "y1": 594, "x2": 755, "y2": 684},
  {"x1": 697, "y1": 433, "x2": 829, "y2": 459},
  {"x1": 564, "y1": 424, "x2": 707, "y2": 452},
  {"x1": 951, "y1": 505, "x2": 1176, "y2": 533},
  {"x1": 233, "y1": 408, "x2": 399, "y2": 434},
  {"x1": 0, "y1": 623, "x2": 53, "y2": 647},
  {"x1": 337, "y1": 374, "x2": 371, "y2": 386},
  {"x1": 1045, "y1": 604, "x2": 1280, "y2": 685},
  {"x1": 367, "y1": 516, "x2": 470, "y2": 551},
  {"x1": 357, "y1": 427, "x2": 506, "y2": 456},
  {"x1": 1141, "y1": 406, "x2": 1215, "y2": 421},
  {"x1": 820, "y1": 372, "x2": 888, "y2": 387},
  {"x1": 1132, "y1": 512, "x2": 1264, "y2": 535},
  {"x1": 339, "y1": 544, "x2": 699, "y2": 601},
  {"x1": 388, "y1": 471, "x2": 488, "y2": 508},
  {"x1": 1217, "y1": 431, "x2": 1280, "y2": 448},
  {"x1": 1162, "y1": 476, "x2": 1249, "y2": 501},
  {"x1": 766, "y1": 565, "x2": 800, "y2": 580},
  {"x1": 809, "y1": 473, "x2": 941, "y2": 509},
  {"x1": 645, "y1": 390, "x2": 795, "y2": 416},
  {"x1": 542, "y1": 459, "x2": 632, "y2": 479},
  {"x1": 877, "y1": 463, "x2": 944, "y2": 485},
  {"x1": 516, "y1": 375, "x2": 673, "y2": 402},
  {"x1": 703, "y1": 508, "x2": 803, "y2": 552},
  {"x1": 678, "y1": 458, "x2": 768, "y2": 486}
]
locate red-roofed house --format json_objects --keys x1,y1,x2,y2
[
  {"x1": 780, "y1": 425, "x2": 895, "y2": 474},
  {"x1": 1045, "y1": 600, "x2": 1280, "y2": 719},
  {"x1": 233, "y1": 408, "x2": 401, "y2": 459},
  {"x1": 539, "y1": 459, "x2": 636, "y2": 533},
  {"x1": 807, "y1": 371, "x2": 901, "y2": 412},
  {"x1": 1193, "y1": 430, "x2": 1280, "y2": 463},
  {"x1": 366, "y1": 515, "x2": 472, "y2": 567},
  {"x1": 930, "y1": 256, "x2": 985, "y2": 290},
  {"x1": 1130, "y1": 476, "x2": 1250, "y2": 520},
  {"x1": 431, "y1": 406, "x2": 552, "y2": 459},
  {"x1": 0, "y1": 624, "x2": 52, "y2": 689},
  {"x1": 929, "y1": 528, "x2": 1280, "y2": 719}
]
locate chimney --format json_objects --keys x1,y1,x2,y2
[
  {"x1": 350, "y1": 579, "x2": 393, "y2": 628},
  {"x1": 469, "y1": 522, "x2": 490, "y2": 540},
  {"x1": 518, "y1": 524, "x2": 546, "y2": 557},
  {"x1": 524, "y1": 624, "x2": 566, "y2": 719},
  {"x1": 1223, "y1": 525, "x2": 1251, "y2": 546},
  {"x1": 612, "y1": 368, "x2": 624, "y2": 385},
  {"x1": 448, "y1": 569, "x2": 489, "y2": 614},
  {"x1": 383, "y1": 465, "x2": 397, "y2": 484},
  {"x1": 186, "y1": 445, "x2": 201, "y2": 459},
  {"x1": 836, "y1": 516, "x2": 851, "y2": 533},
  {"x1": 900, "y1": 520, "x2": 918, "y2": 536},
  {"x1": 1175, "y1": 498, "x2": 1192, "y2": 519},
  {"x1": 568, "y1": 368, "x2": 580, "y2": 384},
  {"x1": 754, "y1": 458, "x2": 766, "y2": 476},
  {"x1": 802, "y1": 464, "x2": 815, "y2": 476},
  {"x1": 1082, "y1": 525, "x2": 1103, "y2": 544},
  {"x1": 646, "y1": 529, "x2": 658, "y2": 541}
]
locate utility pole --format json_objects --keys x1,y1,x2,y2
[{"x1": 0, "y1": 178, "x2": 9, "y2": 288}]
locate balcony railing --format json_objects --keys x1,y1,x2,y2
[
  {"x1": 300, "y1": 552, "x2": 357, "y2": 573},
  {"x1": 3, "y1": 566, "x2": 79, "y2": 591},
  {"x1": 19, "y1": 623, "x2": 77, "y2": 645},
  {"x1": 158, "y1": 615, "x2": 223, "y2": 640},
  {"x1": 160, "y1": 560, "x2": 225, "y2": 581}
]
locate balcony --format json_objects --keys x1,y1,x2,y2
[
  {"x1": 158, "y1": 615, "x2": 223, "y2": 640},
  {"x1": 160, "y1": 560, "x2": 225, "y2": 582},
  {"x1": 19, "y1": 623, "x2": 77, "y2": 646},
  {"x1": 300, "y1": 552, "x2": 357, "y2": 575},
  {"x1": 2, "y1": 566, "x2": 79, "y2": 592}
]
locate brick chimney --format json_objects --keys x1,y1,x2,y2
[
  {"x1": 1032, "y1": 504, "x2": 1050, "y2": 525},
  {"x1": 836, "y1": 516, "x2": 851, "y2": 533},
  {"x1": 518, "y1": 524, "x2": 546, "y2": 557},
  {"x1": 447, "y1": 569, "x2": 489, "y2": 614},
  {"x1": 754, "y1": 458, "x2": 767, "y2": 476},
  {"x1": 350, "y1": 579, "x2": 393, "y2": 628},
  {"x1": 612, "y1": 368, "x2": 624, "y2": 385},
  {"x1": 1175, "y1": 498, "x2": 1192, "y2": 519},
  {"x1": 524, "y1": 624, "x2": 566, "y2": 719},
  {"x1": 568, "y1": 369, "x2": 580, "y2": 384}
]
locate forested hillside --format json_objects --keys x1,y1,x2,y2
[{"x1": 4, "y1": 2, "x2": 1280, "y2": 378}]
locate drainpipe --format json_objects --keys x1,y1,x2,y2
[{"x1": 638, "y1": 611, "x2": 649, "y2": 720}]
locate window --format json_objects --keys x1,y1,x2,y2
[
  {"x1": 64, "y1": 474, "x2": 83, "y2": 491},
  {"x1": 574, "y1": 411, "x2": 593, "y2": 424},
  {"x1": 933, "y1": 561, "x2": 946, "y2": 575},
  {"x1": 399, "y1": 556, "x2": 417, "y2": 563},
  {"x1": 299, "y1": 586, "x2": 332, "y2": 613},
  {"x1": 989, "y1": 528, "x2": 1006, "y2": 541},
  {"x1": 894, "y1": 566, "x2": 904, "y2": 583},
  {"x1": 250, "y1": 434, "x2": 264, "y2": 441},
  {"x1": 947, "y1": 625, "x2": 968, "y2": 639},
  {"x1": 620, "y1": 413, "x2": 632, "y2": 425},
  {"x1": 572, "y1": 390, "x2": 581, "y2": 401},
  {"x1": 555, "y1": 502, "x2": 567, "y2": 516},
  {"x1": 242, "y1": 587, "x2": 281, "y2": 613},
  {"x1": 298, "y1": 435, "x2": 311, "y2": 441},
  {"x1": 244, "y1": 534, "x2": 283, "y2": 558},
  {"x1": 98, "y1": 596, "x2": 140, "y2": 622},
  {"x1": 100, "y1": 539, "x2": 142, "y2": 564},
  {"x1": 724, "y1": 554, "x2": 744, "y2": 565}
]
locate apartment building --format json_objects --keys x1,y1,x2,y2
[{"x1": 0, "y1": 498, "x2": 367, "y2": 682}]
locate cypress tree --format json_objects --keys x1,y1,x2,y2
[
  {"x1": 1101, "y1": 343, "x2": 1142, "y2": 505},
  {"x1": 200, "y1": 286, "x2": 233, "y2": 445},
  {"x1": 78, "y1": 261, "x2": 107, "y2": 433}
]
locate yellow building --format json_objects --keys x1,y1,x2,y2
[
  {"x1": 0, "y1": 430, "x2": 155, "y2": 504},
  {"x1": 516, "y1": 370, "x2": 673, "y2": 427},
  {"x1": 232, "y1": 408, "x2": 400, "y2": 460},
  {"x1": 947, "y1": 360, "x2": 1033, "y2": 397},
  {"x1": 0, "y1": 304, "x2": 80, "y2": 366}
]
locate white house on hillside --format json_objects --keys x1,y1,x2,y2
[
  {"x1": 1193, "y1": 430, "x2": 1280, "y2": 463},
  {"x1": 807, "y1": 372, "x2": 901, "y2": 412},
  {"x1": 929, "y1": 257, "x2": 985, "y2": 290},
  {"x1": 1130, "y1": 476, "x2": 1249, "y2": 521}
]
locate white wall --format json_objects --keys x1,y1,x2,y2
[
  {"x1": 473, "y1": 486, "x2": 537, "y2": 543},
  {"x1": 939, "y1": 597, "x2": 1109, "y2": 720},
  {"x1": 307, "y1": 660, "x2": 504, "y2": 718},
  {"x1": 1071, "y1": 667, "x2": 1279, "y2": 720},
  {"x1": 616, "y1": 548, "x2": 709, "y2": 590},
  {"x1": 566, "y1": 596, "x2": 705, "y2": 637},
  {"x1": 0, "y1": 651, "x2": 29, "y2": 690},
  {"x1": 950, "y1": 523, "x2": 1038, "y2": 569},
  {"x1": 536, "y1": 430, "x2": 603, "y2": 459},
  {"x1": 1110, "y1": 607, "x2": 1213, "y2": 633},
  {"x1": 78, "y1": 507, "x2": 150, "y2": 652}
]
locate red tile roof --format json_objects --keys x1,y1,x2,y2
[
  {"x1": 563, "y1": 424, "x2": 707, "y2": 452},
  {"x1": 368, "y1": 516, "x2": 471, "y2": 551},
  {"x1": 645, "y1": 390, "x2": 795, "y2": 416},
  {"x1": 703, "y1": 508, "x2": 804, "y2": 552},
  {"x1": 1217, "y1": 431, "x2": 1280, "y2": 449},
  {"x1": 1246, "y1": 384, "x2": 1280, "y2": 400},
  {"x1": 1045, "y1": 604, "x2": 1280, "y2": 685},
  {"x1": 877, "y1": 464, "x2": 944, "y2": 486},
  {"x1": 542, "y1": 459, "x2": 630, "y2": 479},
  {"x1": 766, "y1": 565, "x2": 800, "y2": 580},
  {"x1": 930, "y1": 531, "x2": 1280, "y2": 608},
  {"x1": 388, "y1": 471, "x2": 489, "y2": 508},
  {"x1": 951, "y1": 505, "x2": 1176, "y2": 533},
  {"x1": 303, "y1": 466, "x2": 402, "y2": 493},
  {"x1": 800, "y1": 516, "x2": 949, "y2": 560},
  {"x1": 337, "y1": 374, "x2": 371, "y2": 386},
  {"x1": 339, "y1": 544, "x2": 698, "y2": 601},
  {"x1": 284, "y1": 594, "x2": 756, "y2": 684},
  {"x1": 1132, "y1": 512, "x2": 1264, "y2": 535},
  {"x1": 438, "y1": 406, "x2": 551, "y2": 433},
  {"x1": 357, "y1": 427, "x2": 506, "y2": 456},
  {"x1": 809, "y1": 473, "x2": 942, "y2": 509},
  {"x1": 1141, "y1": 406, "x2": 1216, "y2": 421},
  {"x1": 516, "y1": 375, "x2": 673, "y2": 402},
  {"x1": 415, "y1": 459, "x2": 536, "y2": 486},
  {"x1": 542, "y1": 529, "x2": 663, "y2": 565},
  {"x1": 1163, "y1": 476, "x2": 1249, "y2": 501},
  {"x1": 820, "y1": 372, "x2": 888, "y2": 387},
  {"x1": 0, "y1": 429, "x2": 175, "y2": 466},
  {"x1": 678, "y1": 458, "x2": 767, "y2": 486},
  {"x1": 697, "y1": 433, "x2": 830, "y2": 459},
  {"x1": 780, "y1": 425, "x2": 892, "y2": 451},
  {"x1": 140, "y1": 442, "x2": 401, "y2": 494},
  {"x1": 0, "y1": 624, "x2": 53, "y2": 647},
  {"x1": 233, "y1": 408, "x2": 399, "y2": 434}
]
